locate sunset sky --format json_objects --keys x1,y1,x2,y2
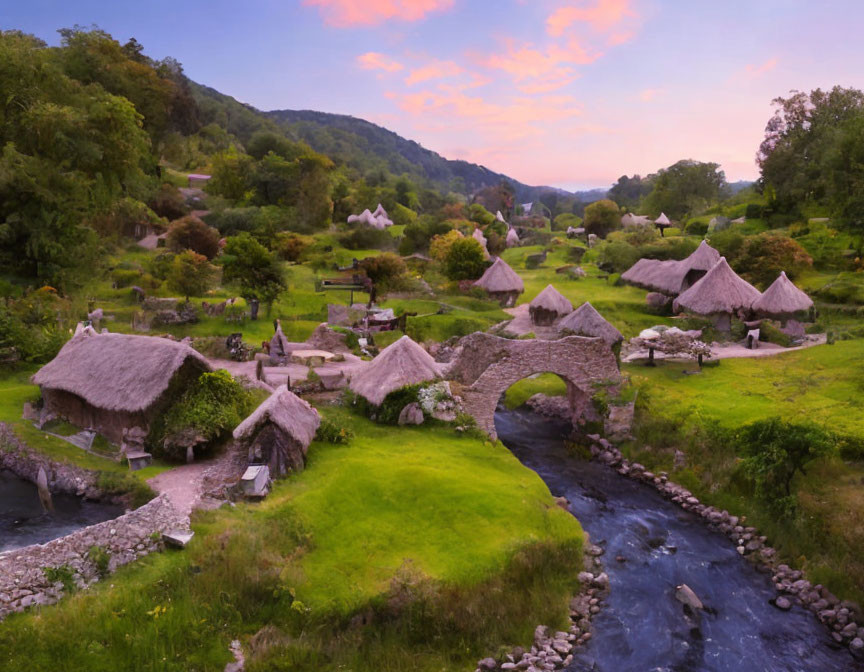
[{"x1": 4, "y1": 0, "x2": 864, "y2": 190}]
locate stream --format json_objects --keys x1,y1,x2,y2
[
  {"x1": 495, "y1": 407, "x2": 863, "y2": 672},
  {"x1": 0, "y1": 469, "x2": 123, "y2": 553}
]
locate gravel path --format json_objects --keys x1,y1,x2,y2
[{"x1": 146, "y1": 461, "x2": 212, "y2": 517}]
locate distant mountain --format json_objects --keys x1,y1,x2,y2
[
  {"x1": 264, "y1": 108, "x2": 575, "y2": 202},
  {"x1": 729, "y1": 180, "x2": 756, "y2": 195}
]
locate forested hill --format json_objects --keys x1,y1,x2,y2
[{"x1": 263, "y1": 108, "x2": 570, "y2": 202}]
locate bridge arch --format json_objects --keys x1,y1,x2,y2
[{"x1": 445, "y1": 333, "x2": 620, "y2": 439}]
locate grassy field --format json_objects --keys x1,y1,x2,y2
[
  {"x1": 503, "y1": 373, "x2": 568, "y2": 409},
  {"x1": 0, "y1": 407, "x2": 583, "y2": 672}
]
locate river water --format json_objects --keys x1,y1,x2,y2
[
  {"x1": 0, "y1": 469, "x2": 123, "y2": 553},
  {"x1": 495, "y1": 408, "x2": 863, "y2": 672}
]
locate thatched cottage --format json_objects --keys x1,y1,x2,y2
[
  {"x1": 349, "y1": 335, "x2": 440, "y2": 406},
  {"x1": 673, "y1": 258, "x2": 761, "y2": 330},
  {"x1": 32, "y1": 332, "x2": 211, "y2": 445},
  {"x1": 752, "y1": 271, "x2": 813, "y2": 319},
  {"x1": 529, "y1": 285, "x2": 573, "y2": 326},
  {"x1": 558, "y1": 302, "x2": 623, "y2": 346},
  {"x1": 472, "y1": 227, "x2": 491, "y2": 259},
  {"x1": 233, "y1": 385, "x2": 320, "y2": 477},
  {"x1": 621, "y1": 240, "x2": 721, "y2": 295},
  {"x1": 474, "y1": 257, "x2": 524, "y2": 307},
  {"x1": 506, "y1": 227, "x2": 519, "y2": 247}
]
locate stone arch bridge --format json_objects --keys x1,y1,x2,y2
[{"x1": 444, "y1": 333, "x2": 621, "y2": 439}]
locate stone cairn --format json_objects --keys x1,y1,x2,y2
[
  {"x1": 585, "y1": 435, "x2": 864, "y2": 659},
  {"x1": 475, "y1": 540, "x2": 608, "y2": 672}
]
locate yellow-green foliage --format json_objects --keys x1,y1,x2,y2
[{"x1": 504, "y1": 373, "x2": 567, "y2": 409}]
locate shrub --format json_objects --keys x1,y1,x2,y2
[
  {"x1": 43, "y1": 565, "x2": 77, "y2": 593},
  {"x1": 111, "y1": 268, "x2": 142, "y2": 289},
  {"x1": 442, "y1": 238, "x2": 488, "y2": 281},
  {"x1": 552, "y1": 213, "x2": 582, "y2": 232},
  {"x1": 273, "y1": 232, "x2": 313, "y2": 261},
  {"x1": 429, "y1": 229, "x2": 464, "y2": 261},
  {"x1": 166, "y1": 216, "x2": 222, "y2": 260},
  {"x1": 95, "y1": 471, "x2": 155, "y2": 508},
  {"x1": 376, "y1": 384, "x2": 423, "y2": 425},
  {"x1": 167, "y1": 250, "x2": 219, "y2": 302},
  {"x1": 583, "y1": 199, "x2": 621, "y2": 238},
  {"x1": 359, "y1": 253, "x2": 408, "y2": 294},
  {"x1": 148, "y1": 183, "x2": 189, "y2": 221},
  {"x1": 314, "y1": 418, "x2": 354, "y2": 444},
  {"x1": 759, "y1": 322, "x2": 792, "y2": 347},
  {"x1": 87, "y1": 545, "x2": 111, "y2": 577},
  {"x1": 684, "y1": 219, "x2": 709, "y2": 236},
  {"x1": 339, "y1": 227, "x2": 394, "y2": 251},
  {"x1": 745, "y1": 203, "x2": 765, "y2": 219},
  {"x1": 734, "y1": 233, "x2": 813, "y2": 288}
]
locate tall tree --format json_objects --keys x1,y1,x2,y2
[
  {"x1": 220, "y1": 234, "x2": 286, "y2": 319},
  {"x1": 642, "y1": 160, "x2": 728, "y2": 219}
]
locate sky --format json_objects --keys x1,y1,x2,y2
[{"x1": 3, "y1": 0, "x2": 864, "y2": 190}]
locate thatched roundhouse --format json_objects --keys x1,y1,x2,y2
[
  {"x1": 32, "y1": 333, "x2": 211, "y2": 445},
  {"x1": 233, "y1": 385, "x2": 320, "y2": 477},
  {"x1": 751, "y1": 271, "x2": 813, "y2": 319},
  {"x1": 673, "y1": 258, "x2": 761, "y2": 330},
  {"x1": 472, "y1": 227, "x2": 490, "y2": 259},
  {"x1": 349, "y1": 335, "x2": 440, "y2": 406},
  {"x1": 474, "y1": 257, "x2": 524, "y2": 307},
  {"x1": 558, "y1": 302, "x2": 623, "y2": 346},
  {"x1": 621, "y1": 213, "x2": 652, "y2": 227},
  {"x1": 529, "y1": 285, "x2": 573, "y2": 326},
  {"x1": 506, "y1": 227, "x2": 519, "y2": 247},
  {"x1": 621, "y1": 240, "x2": 721, "y2": 295}
]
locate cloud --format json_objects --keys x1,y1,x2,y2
[
  {"x1": 357, "y1": 52, "x2": 404, "y2": 72},
  {"x1": 405, "y1": 59, "x2": 463, "y2": 85},
  {"x1": 547, "y1": 0, "x2": 635, "y2": 36},
  {"x1": 303, "y1": 0, "x2": 453, "y2": 28},
  {"x1": 639, "y1": 87, "x2": 663, "y2": 102},
  {"x1": 744, "y1": 57, "x2": 778, "y2": 77},
  {"x1": 482, "y1": 37, "x2": 598, "y2": 92}
]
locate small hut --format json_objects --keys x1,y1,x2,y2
[
  {"x1": 752, "y1": 271, "x2": 813, "y2": 337},
  {"x1": 529, "y1": 285, "x2": 573, "y2": 326},
  {"x1": 673, "y1": 258, "x2": 761, "y2": 330},
  {"x1": 472, "y1": 227, "x2": 490, "y2": 259},
  {"x1": 621, "y1": 240, "x2": 721, "y2": 295},
  {"x1": 474, "y1": 257, "x2": 524, "y2": 307},
  {"x1": 621, "y1": 213, "x2": 652, "y2": 227},
  {"x1": 32, "y1": 333, "x2": 211, "y2": 445},
  {"x1": 349, "y1": 335, "x2": 441, "y2": 406},
  {"x1": 557, "y1": 302, "x2": 623, "y2": 346},
  {"x1": 506, "y1": 227, "x2": 519, "y2": 248},
  {"x1": 232, "y1": 385, "x2": 320, "y2": 477},
  {"x1": 655, "y1": 212, "x2": 672, "y2": 236}
]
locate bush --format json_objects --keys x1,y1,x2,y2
[
  {"x1": 339, "y1": 227, "x2": 394, "y2": 251},
  {"x1": 148, "y1": 183, "x2": 189, "y2": 221},
  {"x1": 442, "y1": 238, "x2": 487, "y2": 281},
  {"x1": 684, "y1": 219, "x2": 709, "y2": 236},
  {"x1": 734, "y1": 233, "x2": 813, "y2": 288},
  {"x1": 87, "y1": 545, "x2": 111, "y2": 577},
  {"x1": 583, "y1": 199, "x2": 621, "y2": 238},
  {"x1": 745, "y1": 203, "x2": 765, "y2": 220},
  {"x1": 376, "y1": 384, "x2": 423, "y2": 425},
  {"x1": 111, "y1": 268, "x2": 142, "y2": 289},
  {"x1": 273, "y1": 232, "x2": 313, "y2": 261},
  {"x1": 166, "y1": 216, "x2": 222, "y2": 260},
  {"x1": 552, "y1": 213, "x2": 582, "y2": 232},
  {"x1": 314, "y1": 418, "x2": 354, "y2": 444},
  {"x1": 359, "y1": 253, "x2": 408, "y2": 294},
  {"x1": 759, "y1": 321, "x2": 792, "y2": 347}
]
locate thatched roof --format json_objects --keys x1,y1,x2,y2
[
  {"x1": 472, "y1": 227, "x2": 490, "y2": 259},
  {"x1": 655, "y1": 212, "x2": 671, "y2": 225},
  {"x1": 752, "y1": 271, "x2": 813, "y2": 316},
  {"x1": 506, "y1": 227, "x2": 519, "y2": 247},
  {"x1": 474, "y1": 257, "x2": 524, "y2": 294},
  {"x1": 33, "y1": 333, "x2": 211, "y2": 413},
  {"x1": 529, "y1": 284, "x2": 573, "y2": 316},
  {"x1": 621, "y1": 240, "x2": 721, "y2": 295},
  {"x1": 233, "y1": 385, "x2": 320, "y2": 446},
  {"x1": 673, "y1": 258, "x2": 761, "y2": 315},
  {"x1": 349, "y1": 335, "x2": 441, "y2": 405},
  {"x1": 558, "y1": 302, "x2": 623, "y2": 345},
  {"x1": 622, "y1": 213, "x2": 652, "y2": 227}
]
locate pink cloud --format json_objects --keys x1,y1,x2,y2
[
  {"x1": 744, "y1": 57, "x2": 778, "y2": 77},
  {"x1": 639, "y1": 87, "x2": 663, "y2": 102},
  {"x1": 357, "y1": 51, "x2": 404, "y2": 72},
  {"x1": 405, "y1": 59, "x2": 463, "y2": 85},
  {"x1": 304, "y1": 0, "x2": 453, "y2": 27},
  {"x1": 483, "y1": 38, "x2": 598, "y2": 84},
  {"x1": 547, "y1": 0, "x2": 635, "y2": 36}
]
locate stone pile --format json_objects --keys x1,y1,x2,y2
[
  {"x1": 475, "y1": 541, "x2": 608, "y2": 672},
  {"x1": 585, "y1": 434, "x2": 863, "y2": 658}
]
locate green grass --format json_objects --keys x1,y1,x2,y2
[
  {"x1": 503, "y1": 373, "x2": 567, "y2": 409},
  {"x1": 0, "y1": 407, "x2": 583, "y2": 671}
]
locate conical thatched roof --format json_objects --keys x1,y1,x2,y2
[
  {"x1": 233, "y1": 385, "x2": 320, "y2": 446},
  {"x1": 506, "y1": 227, "x2": 519, "y2": 247},
  {"x1": 349, "y1": 335, "x2": 441, "y2": 405},
  {"x1": 655, "y1": 212, "x2": 671, "y2": 225},
  {"x1": 673, "y1": 258, "x2": 761, "y2": 315},
  {"x1": 529, "y1": 285, "x2": 573, "y2": 316},
  {"x1": 558, "y1": 302, "x2": 623, "y2": 345},
  {"x1": 474, "y1": 257, "x2": 524, "y2": 294},
  {"x1": 472, "y1": 227, "x2": 490, "y2": 259},
  {"x1": 621, "y1": 240, "x2": 721, "y2": 295},
  {"x1": 751, "y1": 271, "x2": 813, "y2": 316},
  {"x1": 622, "y1": 213, "x2": 652, "y2": 227},
  {"x1": 33, "y1": 333, "x2": 211, "y2": 413}
]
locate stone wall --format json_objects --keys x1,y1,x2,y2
[
  {"x1": 0, "y1": 423, "x2": 103, "y2": 499},
  {"x1": 445, "y1": 333, "x2": 620, "y2": 439},
  {"x1": 0, "y1": 493, "x2": 186, "y2": 619}
]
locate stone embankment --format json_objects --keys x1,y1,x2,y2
[
  {"x1": 0, "y1": 424, "x2": 103, "y2": 499},
  {"x1": 587, "y1": 435, "x2": 864, "y2": 659},
  {"x1": 0, "y1": 493, "x2": 186, "y2": 619},
  {"x1": 475, "y1": 541, "x2": 608, "y2": 672}
]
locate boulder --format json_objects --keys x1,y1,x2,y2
[
  {"x1": 774, "y1": 596, "x2": 792, "y2": 611},
  {"x1": 646, "y1": 292, "x2": 671, "y2": 309},
  {"x1": 397, "y1": 403, "x2": 424, "y2": 426},
  {"x1": 675, "y1": 584, "x2": 704, "y2": 611}
]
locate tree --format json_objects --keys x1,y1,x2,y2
[
  {"x1": 359, "y1": 253, "x2": 408, "y2": 300},
  {"x1": 209, "y1": 148, "x2": 254, "y2": 201},
  {"x1": 583, "y1": 199, "x2": 621, "y2": 238},
  {"x1": 734, "y1": 233, "x2": 813, "y2": 288},
  {"x1": 429, "y1": 229, "x2": 465, "y2": 261},
  {"x1": 167, "y1": 250, "x2": 219, "y2": 302},
  {"x1": 246, "y1": 131, "x2": 305, "y2": 161},
  {"x1": 296, "y1": 154, "x2": 334, "y2": 230},
  {"x1": 148, "y1": 183, "x2": 188, "y2": 221},
  {"x1": 166, "y1": 216, "x2": 222, "y2": 259},
  {"x1": 220, "y1": 234, "x2": 286, "y2": 319},
  {"x1": 641, "y1": 160, "x2": 728, "y2": 219},
  {"x1": 442, "y1": 237, "x2": 487, "y2": 281},
  {"x1": 737, "y1": 418, "x2": 833, "y2": 514},
  {"x1": 608, "y1": 174, "x2": 654, "y2": 210},
  {"x1": 552, "y1": 213, "x2": 582, "y2": 232}
]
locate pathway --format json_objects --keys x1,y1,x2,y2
[
  {"x1": 622, "y1": 333, "x2": 827, "y2": 364},
  {"x1": 146, "y1": 461, "x2": 211, "y2": 517}
]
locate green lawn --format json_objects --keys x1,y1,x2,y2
[
  {"x1": 504, "y1": 373, "x2": 568, "y2": 409},
  {"x1": 0, "y1": 407, "x2": 583, "y2": 672}
]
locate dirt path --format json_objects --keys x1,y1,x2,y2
[
  {"x1": 147, "y1": 461, "x2": 212, "y2": 517},
  {"x1": 622, "y1": 334, "x2": 827, "y2": 364}
]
